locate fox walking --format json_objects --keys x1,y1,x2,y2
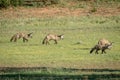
[
  {"x1": 42, "y1": 34, "x2": 64, "y2": 45},
  {"x1": 90, "y1": 38, "x2": 113, "y2": 54},
  {"x1": 10, "y1": 32, "x2": 33, "y2": 42}
]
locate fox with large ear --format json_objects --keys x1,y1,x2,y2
[
  {"x1": 42, "y1": 34, "x2": 64, "y2": 45},
  {"x1": 90, "y1": 42, "x2": 113, "y2": 54},
  {"x1": 90, "y1": 38, "x2": 113, "y2": 54},
  {"x1": 10, "y1": 32, "x2": 33, "y2": 42}
]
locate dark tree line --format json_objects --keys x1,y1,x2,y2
[{"x1": 0, "y1": 0, "x2": 119, "y2": 8}]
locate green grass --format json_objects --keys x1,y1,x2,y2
[{"x1": 0, "y1": 15, "x2": 120, "y2": 69}]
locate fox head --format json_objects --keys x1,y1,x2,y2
[
  {"x1": 28, "y1": 32, "x2": 33, "y2": 38},
  {"x1": 105, "y1": 42, "x2": 113, "y2": 49},
  {"x1": 58, "y1": 34, "x2": 64, "y2": 39}
]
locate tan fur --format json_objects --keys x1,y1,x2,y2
[
  {"x1": 10, "y1": 32, "x2": 33, "y2": 42},
  {"x1": 90, "y1": 38, "x2": 112, "y2": 54},
  {"x1": 90, "y1": 44, "x2": 112, "y2": 54},
  {"x1": 98, "y1": 38, "x2": 111, "y2": 46},
  {"x1": 42, "y1": 34, "x2": 64, "y2": 45}
]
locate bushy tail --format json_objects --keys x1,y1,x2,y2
[{"x1": 90, "y1": 47, "x2": 96, "y2": 54}]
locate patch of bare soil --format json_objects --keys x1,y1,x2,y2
[{"x1": 0, "y1": 7, "x2": 120, "y2": 19}]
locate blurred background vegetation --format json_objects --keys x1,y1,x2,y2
[{"x1": 0, "y1": 0, "x2": 120, "y2": 8}]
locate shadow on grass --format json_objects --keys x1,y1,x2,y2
[
  {"x1": 0, "y1": 73, "x2": 120, "y2": 80},
  {"x1": 0, "y1": 67, "x2": 120, "y2": 80}
]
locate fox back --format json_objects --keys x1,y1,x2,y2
[
  {"x1": 98, "y1": 38, "x2": 111, "y2": 46},
  {"x1": 42, "y1": 34, "x2": 64, "y2": 45}
]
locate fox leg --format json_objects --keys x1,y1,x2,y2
[
  {"x1": 10, "y1": 36, "x2": 14, "y2": 42},
  {"x1": 102, "y1": 49, "x2": 106, "y2": 54},
  {"x1": 23, "y1": 38, "x2": 25, "y2": 42},
  {"x1": 46, "y1": 40, "x2": 50, "y2": 45},
  {"x1": 23, "y1": 37, "x2": 28, "y2": 42},
  {"x1": 45, "y1": 40, "x2": 47, "y2": 45},
  {"x1": 14, "y1": 37, "x2": 17, "y2": 42},
  {"x1": 95, "y1": 49, "x2": 99, "y2": 54},
  {"x1": 54, "y1": 40, "x2": 57, "y2": 44}
]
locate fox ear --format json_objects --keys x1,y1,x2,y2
[{"x1": 28, "y1": 32, "x2": 33, "y2": 36}]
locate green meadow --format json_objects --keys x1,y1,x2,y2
[{"x1": 0, "y1": 15, "x2": 120, "y2": 79}]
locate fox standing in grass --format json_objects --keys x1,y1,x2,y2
[
  {"x1": 90, "y1": 38, "x2": 113, "y2": 54},
  {"x1": 42, "y1": 33, "x2": 64, "y2": 45},
  {"x1": 10, "y1": 32, "x2": 33, "y2": 42}
]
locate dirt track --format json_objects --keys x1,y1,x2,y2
[{"x1": 0, "y1": 7, "x2": 120, "y2": 19}]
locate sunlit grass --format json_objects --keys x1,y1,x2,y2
[{"x1": 0, "y1": 15, "x2": 120, "y2": 70}]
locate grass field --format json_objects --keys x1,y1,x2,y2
[{"x1": 0, "y1": 6, "x2": 120, "y2": 79}]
